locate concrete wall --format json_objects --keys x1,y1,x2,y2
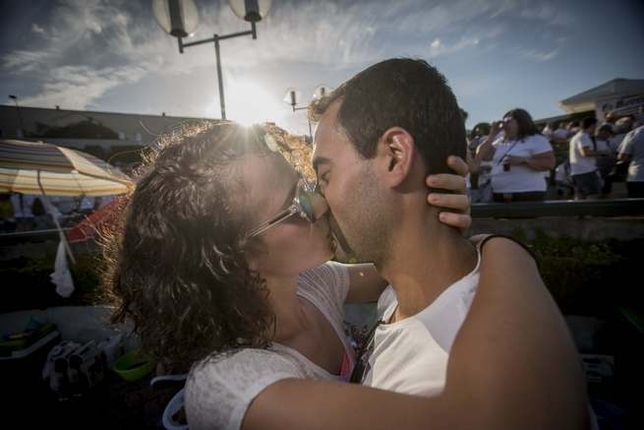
[{"x1": 470, "y1": 216, "x2": 644, "y2": 241}]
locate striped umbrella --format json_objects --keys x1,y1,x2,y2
[
  {"x1": 0, "y1": 139, "x2": 132, "y2": 196},
  {"x1": 1, "y1": 139, "x2": 133, "y2": 266}
]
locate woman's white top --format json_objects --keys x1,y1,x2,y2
[
  {"x1": 185, "y1": 262, "x2": 354, "y2": 430},
  {"x1": 490, "y1": 134, "x2": 553, "y2": 193}
]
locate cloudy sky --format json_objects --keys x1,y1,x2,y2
[{"x1": 1, "y1": 0, "x2": 643, "y2": 136}]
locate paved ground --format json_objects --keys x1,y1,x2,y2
[
  {"x1": 6, "y1": 366, "x2": 181, "y2": 428},
  {"x1": 3, "y1": 319, "x2": 641, "y2": 429}
]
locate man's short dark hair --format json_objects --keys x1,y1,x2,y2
[
  {"x1": 310, "y1": 58, "x2": 466, "y2": 175},
  {"x1": 582, "y1": 116, "x2": 598, "y2": 129},
  {"x1": 598, "y1": 124, "x2": 613, "y2": 134}
]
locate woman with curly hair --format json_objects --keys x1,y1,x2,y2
[
  {"x1": 104, "y1": 122, "x2": 583, "y2": 429},
  {"x1": 473, "y1": 108, "x2": 556, "y2": 202},
  {"x1": 106, "y1": 122, "x2": 464, "y2": 367}
]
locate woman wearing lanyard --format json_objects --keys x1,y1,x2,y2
[{"x1": 473, "y1": 108, "x2": 556, "y2": 202}]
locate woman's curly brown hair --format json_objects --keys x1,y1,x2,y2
[{"x1": 103, "y1": 122, "x2": 279, "y2": 368}]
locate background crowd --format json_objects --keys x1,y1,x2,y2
[
  {"x1": 2, "y1": 108, "x2": 643, "y2": 234},
  {"x1": 0, "y1": 193, "x2": 116, "y2": 233},
  {"x1": 467, "y1": 109, "x2": 644, "y2": 202}
]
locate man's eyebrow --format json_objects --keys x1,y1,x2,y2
[{"x1": 312, "y1": 156, "x2": 332, "y2": 174}]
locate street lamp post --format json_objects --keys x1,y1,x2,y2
[
  {"x1": 284, "y1": 85, "x2": 331, "y2": 142},
  {"x1": 8, "y1": 95, "x2": 25, "y2": 137},
  {"x1": 153, "y1": 0, "x2": 271, "y2": 120}
]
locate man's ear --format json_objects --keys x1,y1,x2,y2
[{"x1": 376, "y1": 127, "x2": 415, "y2": 187}]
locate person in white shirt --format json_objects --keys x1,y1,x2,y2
[
  {"x1": 594, "y1": 124, "x2": 618, "y2": 197},
  {"x1": 472, "y1": 108, "x2": 555, "y2": 202},
  {"x1": 618, "y1": 124, "x2": 644, "y2": 197},
  {"x1": 569, "y1": 117, "x2": 602, "y2": 200},
  {"x1": 611, "y1": 116, "x2": 634, "y2": 149},
  {"x1": 306, "y1": 59, "x2": 589, "y2": 429},
  {"x1": 552, "y1": 122, "x2": 570, "y2": 144}
]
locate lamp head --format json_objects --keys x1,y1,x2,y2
[
  {"x1": 228, "y1": 0, "x2": 272, "y2": 23},
  {"x1": 283, "y1": 88, "x2": 300, "y2": 107},
  {"x1": 152, "y1": 0, "x2": 199, "y2": 38},
  {"x1": 313, "y1": 85, "x2": 331, "y2": 100}
]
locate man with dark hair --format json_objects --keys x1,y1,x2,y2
[
  {"x1": 310, "y1": 58, "x2": 590, "y2": 428},
  {"x1": 569, "y1": 116, "x2": 602, "y2": 199},
  {"x1": 312, "y1": 58, "x2": 466, "y2": 178}
]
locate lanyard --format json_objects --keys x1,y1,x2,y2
[{"x1": 496, "y1": 139, "x2": 520, "y2": 165}]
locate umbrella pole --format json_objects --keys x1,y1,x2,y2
[{"x1": 37, "y1": 171, "x2": 77, "y2": 265}]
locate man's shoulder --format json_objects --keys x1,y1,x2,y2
[
  {"x1": 628, "y1": 125, "x2": 644, "y2": 143},
  {"x1": 573, "y1": 132, "x2": 590, "y2": 146}
]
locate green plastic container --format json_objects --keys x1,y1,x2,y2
[{"x1": 113, "y1": 350, "x2": 155, "y2": 381}]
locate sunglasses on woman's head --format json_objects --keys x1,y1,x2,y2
[{"x1": 244, "y1": 178, "x2": 328, "y2": 239}]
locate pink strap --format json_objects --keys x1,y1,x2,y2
[{"x1": 339, "y1": 353, "x2": 353, "y2": 380}]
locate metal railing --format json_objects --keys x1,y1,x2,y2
[
  {"x1": 1, "y1": 199, "x2": 644, "y2": 245},
  {"x1": 472, "y1": 198, "x2": 644, "y2": 218}
]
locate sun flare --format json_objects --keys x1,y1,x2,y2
[{"x1": 223, "y1": 78, "x2": 280, "y2": 126}]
